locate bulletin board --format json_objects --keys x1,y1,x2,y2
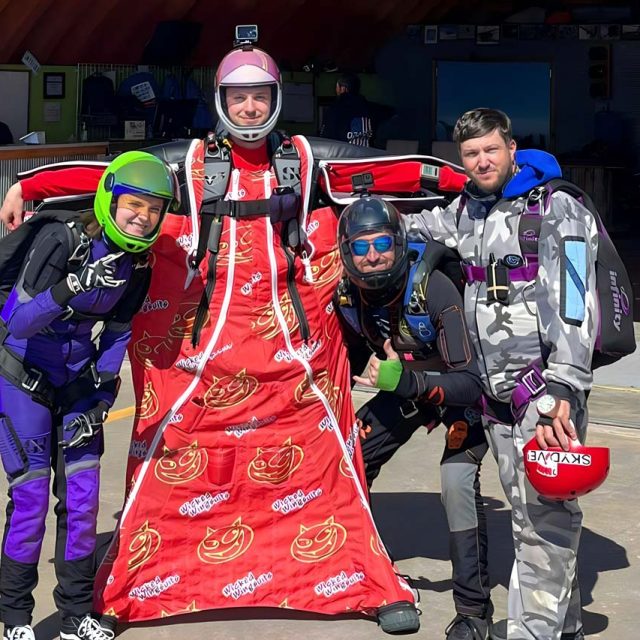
[{"x1": 0, "y1": 70, "x2": 30, "y2": 143}]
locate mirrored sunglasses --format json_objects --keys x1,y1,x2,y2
[{"x1": 350, "y1": 235, "x2": 394, "y2": 256}]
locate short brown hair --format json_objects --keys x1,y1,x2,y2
[{"x1": 453, "y1": 108, "x2": 513, "y2": 147}]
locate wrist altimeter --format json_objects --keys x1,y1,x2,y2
[{"x1": 536, "y1": 393, "x2": 559, "y2": 418}]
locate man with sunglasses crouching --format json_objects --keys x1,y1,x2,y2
[{"x1": 335, "y1": 195, "x2": 494, "y2": 640}]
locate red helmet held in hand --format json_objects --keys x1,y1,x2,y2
[{"x1": 523, "y1": 437, "x2": 610, "y2": 501}]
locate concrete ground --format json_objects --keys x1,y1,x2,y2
[{"x1": 3, "y1": 342, "x2": 640, "y2": 640}]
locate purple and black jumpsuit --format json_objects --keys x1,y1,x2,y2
[{"x1": 0, "y1": 220, "x2": 148, "y2": 627}]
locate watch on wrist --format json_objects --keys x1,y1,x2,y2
[{"x1": 536, "y1": 393, "x2": 559, "y2": 418}]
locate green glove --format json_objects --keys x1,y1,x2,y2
[{"x1": 376, "y1": 359, "x2": 403, "y2": 391}]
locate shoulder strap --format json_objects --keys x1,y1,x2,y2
[
  {"x1": 543, "y1": 178, "x2": 607, "y2": 235},
  {"x1": 455, "y1": 195, "x2": 467, "y2": 228},
  {"x1": 189, "y1": 136, "x2": 231, "y2": 271},
  {"x1": 202, "y1": 135, "x2": 232, "y2": 205},
  {"x1": 410, "y1": 240, "x2": 465, "y2": 296},
  {"x1": 335, "y1": 278, "x2": 362, "y2": 336},
  {"x1": 402, "y1": 242, "x2": 437, "y2": 343},
  {"x1": 64, "y1": 220, "x2": 91, "y2": 271},
  {"x1": 403, "y1": 242, "x2": 428, "y2": 311},
  {"x1": 271, "y1": 135, "x2": 301, "y2": 194},
  {"x1": 545, "y1": 178, "x2": 594, "y2": 210},
  {"x1": 517, "y1": 179, "x2": 595, "y2": 266}
]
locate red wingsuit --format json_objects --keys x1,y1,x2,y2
[{"x1": 17, "y1": 137, "x2": 433, "y2": 622}]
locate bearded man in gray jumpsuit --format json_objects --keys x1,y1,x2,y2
[{"x1": 411, "y1": 108, "x2": 597, "y2": 640}]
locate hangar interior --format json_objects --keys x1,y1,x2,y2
[{"x1": 0, "y1": 1, "x2": 639, "y2": 314}]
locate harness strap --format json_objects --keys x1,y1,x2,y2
[
  {"x1": 479, "y1": 357, "x2": 547, "y2": 427},
  {"x1": 511, "y1": 358, "x2": 546, "y2": 423},
  {"x1": 191, "y1": 214, "x2": 224, "y2": 348},
  {"x1": 190, "y1": 207, "x2": 215, "y2": 270},
  {"x1": 208, "y1": 199, "x2": 272, "y2": 218},
  {"x1": 461, "y1": 261, "x2": 539, "y2": 284},
  {"x1": 461, "y1": 187, "x2": 547, "y2": 286},
  {"x1": 0, "y1": 343, "x2": 104, "y2": 411},
  {"x1": 0, "y1": 345, "x2": 56, "y2": 407},
  {"x1": 189, "y1": 135, "x2": 304, "y2": 346}
]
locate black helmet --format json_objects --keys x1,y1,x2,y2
[{"x1": 337, "y1": 197, "x2": 408, "y2": 291}]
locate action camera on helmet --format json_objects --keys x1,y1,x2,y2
[{"x1": 235, "y1": 25, "x2": 259, "y2": 45}]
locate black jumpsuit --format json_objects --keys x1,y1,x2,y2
[{"x1": 339, "y1": 261, "x2": 492, "y2": 619}]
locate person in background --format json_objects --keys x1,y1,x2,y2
[{"x1": 320, "y1": 72, "x2": 373, "y2": 147}]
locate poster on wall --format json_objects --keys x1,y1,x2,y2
[
  {"x1": 476, "y1": 26, "x2": 500, "y2": 44},
  {"x1": 424, "y1": 26, "x2": 438, "y2": 44},
  {"x1": 435, "y1": 61, "x2": 552, "y2": 150},
  {"x1": 43, "y1": 102, "x2": 61, "y2": 123},
  {"x1": 621, "y1": 25, "x2": 640, "y2": 40}
]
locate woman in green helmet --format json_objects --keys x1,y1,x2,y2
[{"x1": 0, "y1": 151, "x2": 178, "y2": 640}]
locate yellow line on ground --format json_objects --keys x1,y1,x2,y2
[
  {"x1": 104, "y1": 383, "x2": 639, "y2": 423},
  {"x1": 106, "y1": 406, "x2": 135, "y2": 423},
  {"x1": 592, "y1": 384, "x2": 640, "y2": 394}
]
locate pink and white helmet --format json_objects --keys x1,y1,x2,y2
[{"x1": 214, "y1": 46, "x2": 282, "y2": 142}]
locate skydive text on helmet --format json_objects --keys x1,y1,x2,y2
[{"x1": 526, "y1": 451, "x2": 592, "y2": 466}]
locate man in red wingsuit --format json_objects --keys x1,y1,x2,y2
[{"x1": 0, "y1": 43, "x2": 454, "y2": 635}]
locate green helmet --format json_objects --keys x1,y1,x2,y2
[{"x1": 94, "y1": 151, "x2": 180, "y2": 253}]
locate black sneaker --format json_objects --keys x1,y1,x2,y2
[
  {"x1": 491, "y1": 619, "x2": 584, "y2": 639},
  {"x1": 3, "y1": 626, "x2": 35, "y2": 640},
  {"x1": 377, "y1": 601, "x2": 421, "y2": 634},
  {"x1": 60, "y1": 615, "x2": 115, "y2": 640},
  {"x1": 446, "y1": 613, "x2": 491, "y2": 639}
]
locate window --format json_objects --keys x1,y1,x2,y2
[{"x1": 435, "y1": 61, "x2": 552, "y2": 150}]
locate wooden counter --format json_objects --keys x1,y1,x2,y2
[
  {"x1": 0, "y1": 142, "x2": 109, "y2": 237},
  {"x1": 0, "y1": 142, "x2": 108, "y2": 160}
]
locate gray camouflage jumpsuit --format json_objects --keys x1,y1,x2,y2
[{"x1": 410, "y1": 186, "x2": 598, "y2": 640}]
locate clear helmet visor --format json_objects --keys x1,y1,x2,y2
[
  {"x1": 111, "y1": 186, "x2": 172, "y2": 240},
  {"x1": 216, "y1": 82, "x2": 280, "y2": 141},
  {"x1": 106, "y1": 159, "x2": 177, "y2": 241}
]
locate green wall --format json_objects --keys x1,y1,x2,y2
[{"x1": 30, "y1": 66, "x2": 78, "y2": 143}]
